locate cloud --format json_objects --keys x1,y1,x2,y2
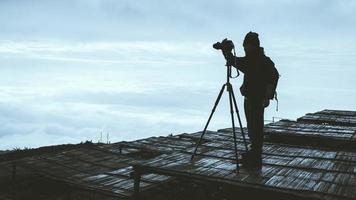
[
  {"x1": 0, "y1": 40, "x2": 211, "y2": 66},
  {"x1": 1, "y1": 0, "x2": 355, "y2": 41},
  {"x1": 1, "y1": 37, "x2": 356, "y2": 150},
  {"x1": 0, "y1": 93, "x2": 215, "y2": 150},
  {"x1": 0, "y1": 0, "x2": 356, "y2": 150}
]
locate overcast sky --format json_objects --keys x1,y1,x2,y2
[{"x1": 0, "y1": 0, "x2": 355, "y2": 150}]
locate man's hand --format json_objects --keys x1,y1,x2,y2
[
  {"x1": 263, "y1": 99, "x2": 270, "y2": 107},
  {"x1": 222, "y1": 50, "x2": 235, "y2": 66}
]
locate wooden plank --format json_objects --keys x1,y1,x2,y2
[{"x1": 317, "y1": 109, "x2": 356, "y2": 117}]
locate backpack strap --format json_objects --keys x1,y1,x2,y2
[{"x1": 275, "y1": 91, "x2": 279, "y2": 112}]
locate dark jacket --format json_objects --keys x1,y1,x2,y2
[{"x1": 226, "y1": 48, "x2": 277, "y2": 99}]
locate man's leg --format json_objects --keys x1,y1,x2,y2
[
  {"x1": 249, "y1": 98, "x2": 265, "y2": 162},
  {"x1": 242, "y1": 98, "x2": 264, "y2": 168},
  {"x1": 242, "y1": 98, "x2": 254, "y2": 164}
]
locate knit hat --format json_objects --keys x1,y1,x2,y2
[{"x1": 243, "y1": 31, "x2": 260, "y2": 47}]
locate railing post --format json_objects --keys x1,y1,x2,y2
[
  {"x1": 131, "y1": 166, "x2": 142, "y2": 199},
  {"x1": 12, "y1": 162, "x2": 17, "y2": 200},
  {"x1": 133, "y1": 172, "x2": 141, "y2": 194}
]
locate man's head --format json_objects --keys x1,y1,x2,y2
[{"x1": 243, "y1": 31, "x2": 260, "y2": 55}]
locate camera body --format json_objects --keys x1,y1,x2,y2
[{"x1": 213, "y1": 38, "x2": 234, "y2": 52}]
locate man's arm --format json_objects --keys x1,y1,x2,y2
[{"x1": 222, "y1": 50, "x2": 247, "y2": 73}]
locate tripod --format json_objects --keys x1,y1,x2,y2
[{"x1": 190, "y1": 65, "x2": 248, "y2": 170}]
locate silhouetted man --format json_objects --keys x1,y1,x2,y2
[{"x1": 223, "y1": 32, "x2": 279, "y2": 169}]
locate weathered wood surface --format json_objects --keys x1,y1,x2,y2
[
  {"x1": 132, "y1": 137, "x2": 356, "y2": 200},
  {"x1": 263, "y1": 120, "x2": 356, "y2": 150},
  {"x1": 1, "y1": 134, "x2": 209, "y2": 198},
  {"x1": 219, "y1": 109, "x2": 356, "y2": 150},
  {"x1": 2, "y1": 143, "x2": 174, "y2": 199},
  {"x1": 2, "y1": 109, "x2": 356, "y2": 199},
  {"x1": 298, "y1": 109, "x2": 356, "y2": 126},
  {"x1": 317, "y1": 109, "x2": 356, "y2": 117}
]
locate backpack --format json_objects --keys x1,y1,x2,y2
[{"x1": 264, "y1": 57, "x2": 280, "y2": 110}]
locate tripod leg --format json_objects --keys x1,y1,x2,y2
[
  {"x1": 227, "y1": 85, "x2": 240, "y2": 170},
  {"x1": 230, "y1": 86, "x2": 249, "y2": 152},
  {"x1": 191, "y1": 84, "x2": 226, "y2": 161}
]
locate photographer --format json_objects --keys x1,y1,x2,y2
[{"x1": 220, "y1": 32, "x2": 279, "y2": 169}]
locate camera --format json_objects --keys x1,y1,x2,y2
[{"x1": 213, "y1": 38, "x2": 234, "y2": 52}]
